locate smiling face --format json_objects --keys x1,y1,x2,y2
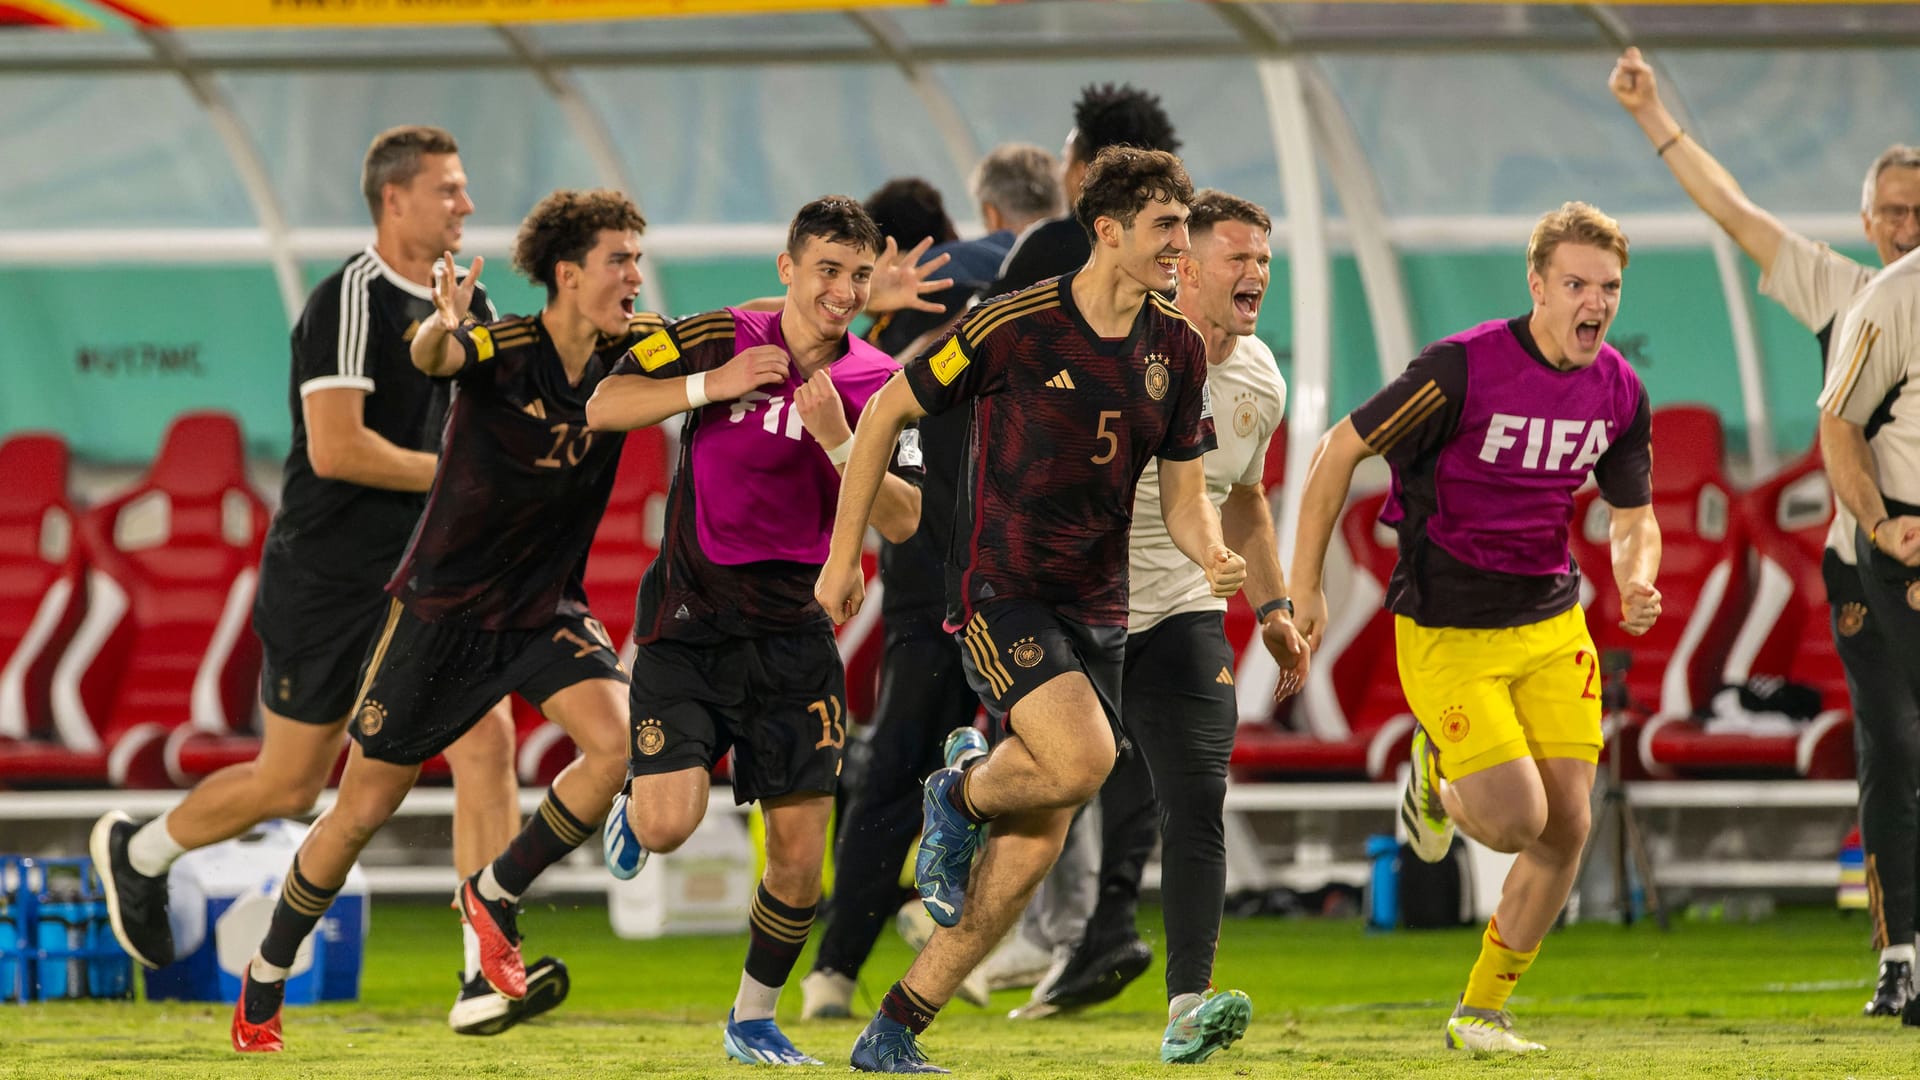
[
  {"x1": 1099, "y1": 194, "x2": 1189, "y2": 295},
  {"x1": 1527, "y1": 241, "x2": 1623, "y2": 369},
  {"x1": 1863, "y1": 164, "x2": 1920, "y2": 267},
  {"x1": 555, "y1": 228, "x2": 643, "y2": 337},
  {"x1": 386, "y1": 152, "x2": 474, "y2": 258},
  {"x1": 778, "y1": 235, "x2": 876, "y2": 346},
  {"x1": 1181, "y1": 219, "x2": 1270, "y2": 339}
]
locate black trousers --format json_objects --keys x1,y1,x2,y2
[
  {"x1": 1085, "y1": 611, "x2": 1239, "y2": 999},
  {"x1": 1842, "y1": 535, "x2": 1920, "y2": 952},
  {"x1": 813, "y1": 613, "x2": 977, "y2": 979}
]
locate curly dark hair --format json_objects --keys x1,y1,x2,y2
[
  {"x1": 1070, "y1": 83, "x2": 1181, "y2": 163},
  {"x1": 1187, "y1": 188, "x2": 1272, "y2": 236},
  {"x1": 512, "y1": 189, "x2": 647, "y2": 300},
  {"x1": 787, "y1": 196, "x2": 884, "y2": 260},
  {"x1": 1074, "y1": 147, "x2": 1194, "y2": 241},
  {"x1": 864, "y1": 178, "x2": 958, "y2": 250}
]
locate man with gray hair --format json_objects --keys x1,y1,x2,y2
[
  {"x1": 1612, "y1": 46, "x2": 1920, "y2": 1016},
  {"x1": 800, "y1": 143, "x2": 1061, "y2": 1020}
]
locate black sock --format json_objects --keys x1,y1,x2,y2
[
  {"x1": 260, "y1": 857, "x2": 341, "y2": 971},
  {"x1": 492, "y1": 791, "x2": 593, "y2": 897},
  {"x1": 944, "y1": 763, "x2": 992, "y2": 825},
  {"x1": 744, "y1": 882, "x2": 817, "y2": 988},
  {"x1": 880, "y1": 980, "x2": 940, "y2": 1033},
  {"x1": 242, "y1": 966, "x2": 286, "y2": 1025}
]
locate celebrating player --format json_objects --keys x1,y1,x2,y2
[
  {"x1": 590, "y1": 197, "x2": 923, "y2": 1067},
  {"x1": 815, "y1": 146, "x2": 1241, "y2": 1074},
  {"x1": 229, "y1": 189, "x2": 653, "y2": 1052},
  {"x1": 1039, "y1": 189, "x2": 1303, "y2": 1061},
  {"x1": 1290, "y1": 202, "x2": 1660, "y2": 1054},
  {"x1": 91, "y1": 126, "x2": 559, "y2": 1034}
]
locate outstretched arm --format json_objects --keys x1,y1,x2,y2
[
  {"x1": 815, "y1": 373, "x2": 929, "y2": 623},
  {"x1": 1609, "y1": 46, "x2": 1786, "y2": 271}
]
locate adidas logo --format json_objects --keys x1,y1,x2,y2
[
  {"x1": 1044, "y1": 370, "x2": 1076, "y2": 390},
  {"x1": 1215, "y1": 666, "x2": 1234, "y2": 686},
  {"x1": 522, "y1": 399, "x2": 548, "y2": 419},
  {"x1": 674, "y1": 604, "x2": 691, "y2": 620}
]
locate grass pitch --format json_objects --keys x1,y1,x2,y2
[{"x1": 2, "y1": 900, "x2": 1911, "y2": 1078}]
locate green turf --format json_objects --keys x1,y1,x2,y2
[{"x1": 1, "y1": 900, "x2": 1909, "y2": 1077}]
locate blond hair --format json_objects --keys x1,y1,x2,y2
[{"x1": 1526, "y1": 201, "x2": 1629, "y2": 277}]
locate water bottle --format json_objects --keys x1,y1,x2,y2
[{"x1": 1365, "y1": 834, "x2": 1400, "y2": 931}]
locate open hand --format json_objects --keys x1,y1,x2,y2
[
  {"x1": 867, "y1": 236, "x2": 955, "y2": 315},
  {"x1": 432, "y1": 251, "x2": 483, "y2": 328},
  {"x1": 1263, "y1": 613, "x2": 1311, "y2": 703}
]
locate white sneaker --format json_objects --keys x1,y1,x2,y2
[
  {"x1": 1006, "y1": 944, "x2": 1075, "y2": 1020},
  {"x1": 893, "y1": 901, "x2": 992, "y2": 1008},
  {"x1": 1445, "y1": 1001, "x2": 1545, "y2": 1053},
  {"x1": 799, "y1": 969, "x2": 854, "y2": 1020},
  {"x1": 981, "y1": 930, "x2": 1055, "y2": 992}
]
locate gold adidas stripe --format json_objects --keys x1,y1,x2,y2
[
  {"x1": 1366, "y1": 382, "x2": 1445, "y2": 455},
  {"x1": 538, "y1": 799, "x2": 592, "y2": 847},
  {"x1": 1831, "y1": 322, "x2": 1882, "y2": 414},
  {"x1": 964, "y1": 289, "x2": 1060, "y2": 347},
  {"x1": 676, "y1": 328, "x2": 735, "y2": 352},
  {"x1": 960, "y1": 623, "x2": 1006, "y2": 697},
  {"x1": 964, "y1": 613, "x2": 1016, "y2": 697},
  {"x1": 1216, "y1": 667, "x2": 1234, "y2": 686},
  {"x1": 347, "y1": 599, "x2": 404, "y2": 723}
]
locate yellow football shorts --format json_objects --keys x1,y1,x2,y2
[{"x1": 1393, "y1": 604, "x2": 1603, "y2": 780}]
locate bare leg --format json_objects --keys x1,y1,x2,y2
[
  {"x1": 163, "y1": 709, "x2": 346, "y2": 850},
  {"x1": 628, "y1": 767, "x2": 711, "y2": 853},
  {"x1": 443, "y1": 698, "x2": 519, "y2": 879}
]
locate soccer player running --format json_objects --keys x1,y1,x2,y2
[
  {"x1": 1611, "y1": 46, "x2": 1920, "y2": 1016},
  {"x1": 801, "y1": 145, "x2": 1065, "y2": 1022},
  {"x1": 91, "y1": 125, "x2": 558, "y2": 1035},
  {"x1": 590, "y1": 197, "x2": 923, "y2": 1067},
  {"x1": 1040, "y1": 190, "x2": 1306, "y2": 1061},
  {"x1": 816, "y1": 146, "x2": 1243, "y2": 1074},
  {"x1": 229, "y1": 189, "x2": 651, "y2": 1052},
  {"x1": 1291, "y1": 203, "x2": 1661, "y2": 1054}
]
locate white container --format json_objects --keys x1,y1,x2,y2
[{"x1": 608, "y1": 810, "x2": 753, "y2": 939}]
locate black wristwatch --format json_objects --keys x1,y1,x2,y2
[{"x1": 1256, "y1": 597, "x2": 1294, "y2": 621}]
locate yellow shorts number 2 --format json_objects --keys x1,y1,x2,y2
[{"x1": 1393, "y1": 605, "x2": 1603, "y2": 780}]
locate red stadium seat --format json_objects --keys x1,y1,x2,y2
[
  {"x1": 1232, "y1": 489, "x2": 1413, "y2": 781},
  {"x1": 0, "y1": 433, "x2": 86, "y2": 750},
  {"x1": 0, "y1": 413, "x2": 268, "y2": 788},
  {"x1": 1638, "y1": 441, "x2": 1853, "y2": 778},
  {"x1": 1568, "y1": 405, "x2": 1748, "y2": 730}
]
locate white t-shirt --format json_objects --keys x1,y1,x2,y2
[
  {"x1": 1758, "y1": 230, "x2": 1877, "y2": 562},
  {"x1": 1817, "y1": 247, "x2": 1920, "y2": 524},
  {"x1": 1128, "y1": 334, "x2": 1288, "y2": 633}
]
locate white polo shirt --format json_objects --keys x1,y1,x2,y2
[{"x1": 1128, "y1": 333, "x2": 1288, "y2": 634}]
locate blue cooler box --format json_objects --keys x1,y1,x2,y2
[{"x1": 143, "y1": 820, "x2": 368, "y2": 1005}]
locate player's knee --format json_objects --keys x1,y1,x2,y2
[
  {"x1": 443, "y1": 711, "x2": 515, "y2": 771},
  {"x1": 1051, "y1": 751, "x2": 1113, "y2": 807},
  {"x1": 1481, "y1": 808, "x2": 1550, "y2": 854},
  {"x1": 632, "y1": 808, "x2": 697, "y2": 854},
  {"x1": 261, "y1": 776, "x2": 326, "y2": 819}
]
